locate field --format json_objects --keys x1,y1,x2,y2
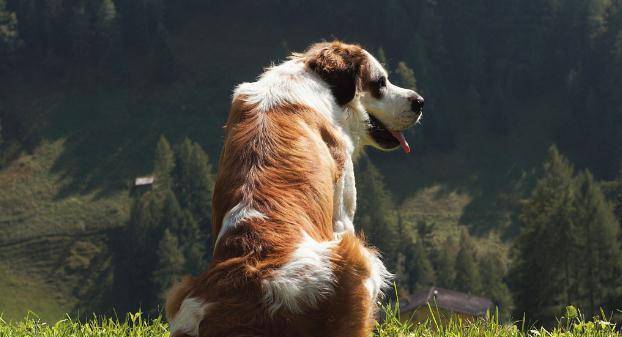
[{"x1": 0, "y1": 306, "x2": 619, "y2": 337}]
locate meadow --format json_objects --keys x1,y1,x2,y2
[{"x1": 1, "y1": 306, "x2": 619, "y2": 337}]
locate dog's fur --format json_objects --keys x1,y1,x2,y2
[{"x1": 165, "y1": 41, "x2": 423, "y2": 337}]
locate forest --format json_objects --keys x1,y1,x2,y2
[{"x1": 0, "y1": 0, "x2": 621, "y2": 327}]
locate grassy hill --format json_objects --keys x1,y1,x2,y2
[{"x1": 0, "y1": 140, "x2": 128, "y2": 320}]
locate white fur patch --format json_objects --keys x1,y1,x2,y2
[
  {"x1": 169, "y1": 298, "x2": 213, "y2": 336},
  {"x1": 234, "y1": 59, "x2": 338, "y2": 119},
  {"x1": 214, "y1": 202, "x2": 266, "y2": 249},
  {"x1": 262, "y1": 231, "x2": 339, "y2": 315},
  {"x1": 332, "y1": 156, "x2": 356, "y2": 234},
  {"x1": 362, "y1": 248, "x2": 393, "y2": 302}
]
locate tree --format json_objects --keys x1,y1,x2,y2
[
  {"x1": 94, "y1": 0, "x2": 121, "y2": 67},
  {"x1": 395, "y1": 61, "x2": 417, "y2": 91},
  {"x1": 453, "y1": 229, "x2": 481, "y2": 294},
  {"x1": 512, "y1": 145, "x2": 578, "y2": 323},
  {"x1": 433, "y1": 235, "x2": 458, "y2": 289},
  {"x1": 479, "y1": 250, "x2": 513, "y2": 320},
  {"x1": 161, "y1": 189, "x2": 184, "y2": 232},
  {"x1": 161, "y1": 182, "x2": 206, "y2": 274},
  {"x1": 405, "y1": 238, "x2": 436, "y2": 292},
  {"x1": 173, "y1": 139, "x2": 214, "y2": 231},
  {"x1": 0, "y1": 0, "x2": 20, "y2": 73},
  {"x1": 355, "y1": 158, "x2": 399, "y2": 268},
  {"x1": 573, "y1": 170, "x2": 622, "y2": 315},
  {"x1": 179, "y1": 210, "x2": 206, "y2": 275},
  {"x1": 154, "y1": 135, "x2": 175, "y2": 191},
  {"x1": 152, "y1": 229, "x2": 186, "y2": 298},
  {"x1": 124, "y1": 191, "x2": 164, "y2": 310},
  {"x1": 69, "y1": 3, "x2": 91, "y2": 63}
]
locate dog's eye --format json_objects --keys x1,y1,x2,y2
[{"x1": 377, "y1": 77, "x2": 387, "y2": 88}]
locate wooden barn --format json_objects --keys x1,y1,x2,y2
[{"x1": 399, "y1": 287, "x2": 494, "y2": 323}]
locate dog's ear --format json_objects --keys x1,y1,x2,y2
[{"x1": 305, "y1": 42, "x2": 365, "y2": 105}]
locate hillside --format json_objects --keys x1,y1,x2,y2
[
  {"x1": 0, "y1": 141, "x2": 127, "y2": 320},
  {"x1": 1, "y1": 0, "x2": 622, "y2": 322}
]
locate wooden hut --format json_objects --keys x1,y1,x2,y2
[
  {"x1": 130, "y1": 176, "x2": 155, "y2": 196},
  {"x1": 399, "y1": 287, "x2": 494, "y2": 323}
]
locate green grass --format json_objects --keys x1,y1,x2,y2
[
  {"x1": 0, "y1": 307, "x2": 619, "y2": 337},
  {"x1": 378, "y1": 303, "x2": 621, "y2": 337},
  {"x1": 0, "y1": 312, "x2": 168, "y2": 337},
  {"x1": 0, "y1": 266, "x2": 72, "y2": 322}
]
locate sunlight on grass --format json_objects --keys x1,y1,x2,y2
[
  {"x1": 0, "y1": 306, "x2": 619, "y2": 337},
  {"x1": 377, "y1": 302, "x2": 621, "y2": 337},
  {"x1": 0, "y1": 311, "x2": 168, "y2": 337}
]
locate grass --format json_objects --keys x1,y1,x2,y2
[
  {"x1": 377, "y1": 302, "x2": 621, "y2": 337},
  {"x1": 0, "y1": 312, "x2": 168, "y2": 337},
  {"x1": 0, "y1": 307, "x2": 619, "y2": 337},
  {"x1": 0, "y1": 266, "x2": 72, "y2": 322}
]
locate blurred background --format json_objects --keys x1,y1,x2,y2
[{"x1": 0, "y1": 0, "x2": 621, "y2": 327}]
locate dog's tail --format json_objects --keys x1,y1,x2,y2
[
  {"x1": 165, "y1": 275, "x2": 196, "y2": 322},
  {"x1": 166, "y1": 276, "x2": 215, "y2": 337}
]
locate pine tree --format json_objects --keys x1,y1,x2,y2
[
  {"x1": 405, "y1": 238, "x2": 436, "y2": 292},
  {"x1": 172, "y1": 138, "x2": 214, "y2": 260},
  {"x1": 0, "y1": 0, "x2": 20, "y2": 73},
  {"x1": 454, "y1": 229, "x2": 481, "y2": 294},
  {"x1": 160, "y1": 187, "x2": 206, "y2": 273},
  {"x1": 395, "y1": 61, "x2": 418, "y2": 90},
  {"x1": 161, "y1": 189, "x2": 184, "y2": 232},
  {"x1": 69, "y1": 3, "x2": 91, "y2": 63},
  {"x1": 154, "y1": 135, "x2": 175, "y2": 191},
  {"x1": 573, "y1": 170, "x2": 622, "y2": 315},
  {"x1": 179, "y1": 210, "x2": 206, "y2": 275},
  {"x1": 512, "y1": 145, "x2": 578, "y2": 323},
  {"x1": 94, "y1": 0, "x2": 121, "y2": 66},
  {"x1": 479, "y1": 250, "x2": 513, "y2": 321},
  {"x1": 355, "y1": 158, "x2": 399, "y2": 268},
  {"x1": 125, "y1": 191, "x2": 165, "y2": 309},
  {"x1": 173, "y1": 139, "x2": 214, "y2": 228},
  {"x1": 152, "y1": 229, "x2": 185, "y2": 298},
  {"x1": 433, "y1": 235, "x2": 458, "y2": 289}
]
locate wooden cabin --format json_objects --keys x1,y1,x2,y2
[
  {"x1": 399, "y1": 287, "x2": 494, "y2": 323},
  {"x1": 130, "y1": 176, "x2": 155, "y2": 196}
]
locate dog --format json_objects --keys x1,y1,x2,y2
[{"x1": 165, "y1": 41, "x2": 424, "y2": 337}]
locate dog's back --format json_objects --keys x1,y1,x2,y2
[{"x1": 166, "y1": 43, "x2": 394, "y2": 337}]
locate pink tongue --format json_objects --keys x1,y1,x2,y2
[{"x1": 389, "y1": 130, "x2": 411, "y2": 153}]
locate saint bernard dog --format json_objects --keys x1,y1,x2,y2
[{"x1": 165, "y1": 41, "x2": 424, "y2": 337}]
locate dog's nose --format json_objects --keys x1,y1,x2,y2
[{"x1": 410, "y1": 95, "x2": 424, "y2": 112}]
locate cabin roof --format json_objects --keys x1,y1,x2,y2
[
  {"x1": 399, "y1": 287, "x2": 494, "y2": 316},
  {"x1": 134, "y1": 176, "x2": 155, "y2": 186}
]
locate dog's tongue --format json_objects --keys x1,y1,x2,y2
[{"x1": 389, "y1": 130, "x2": 411, "y2": 153}]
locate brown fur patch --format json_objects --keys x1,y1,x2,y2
[{"x1": 302, "y1": 41, "x2": 368, "y2": 105}]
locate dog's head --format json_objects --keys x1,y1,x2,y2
[{"x1": 303, "y1": 41, "x2": 424, "y2": 153}]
